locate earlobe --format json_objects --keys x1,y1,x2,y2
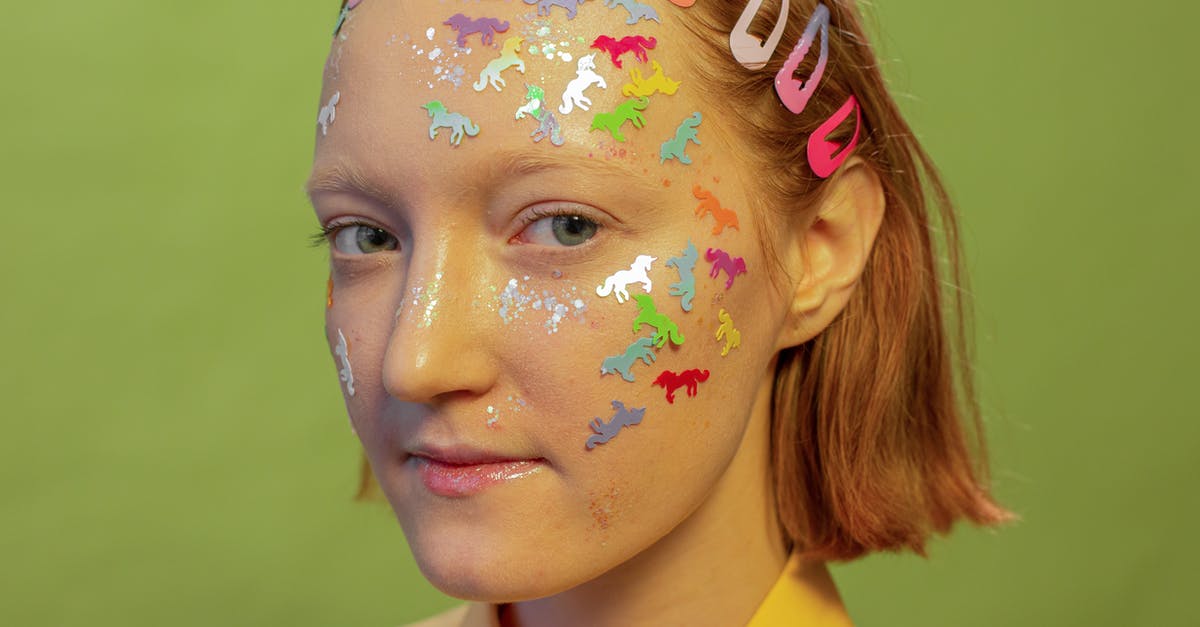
[{"x1": 776, "y1": 158, "x2": 886, "y2": 349}]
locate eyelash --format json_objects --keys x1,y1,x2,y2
[
  {"x1": 308, "y1": 207, "x2": 602, "y2": 248},
  {"x1": 308, "y1": 219, "x2": 383, "y2": 248}
]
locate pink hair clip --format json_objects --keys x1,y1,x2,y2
[
  {"x1": 807, "y1": 95, "x2": 861, "y2": 178},
  {"x1": 729, "y1": 0, "x2": 790, "y2": 70},
  {"x1": 774, "y1": 3, "x2": 830, "y2": 115}
]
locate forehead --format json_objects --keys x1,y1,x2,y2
[{"x1": 312, "y1": 1, "x2": 710, "y2": 196}]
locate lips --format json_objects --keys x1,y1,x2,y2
[{"x1": 410, "y1": 446, "x2": 545, "y2": 497}]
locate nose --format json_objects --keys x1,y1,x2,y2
[{"x1": 382, "y1": 245, "x2": 500, "y2": 405}]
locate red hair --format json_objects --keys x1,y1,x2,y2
[{"x1": 675, "y1": 0, "x2": 1011, "y2": 559}]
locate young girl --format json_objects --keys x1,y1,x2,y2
[{"x1": 308, "y1": 1, "x2": 1009, "y2": 625}]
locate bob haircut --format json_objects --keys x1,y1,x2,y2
[{"x1": 350, "y1": 0, "x2": 1010, "y2": 562}]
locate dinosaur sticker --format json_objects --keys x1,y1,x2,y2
[
  {"x1": 559, "y1": 53, "x2": 608, "y2": 114},
  {"x1": 474, "y1": 36, "x2": 525, "y2": 92},
  {"x1": 591, "y1": 35, "x2": 657, "y2": 69},
  {"x1": 715, "y1": 309, "x2": 741, "y2": 356},
  {"x1": 422, "y1": 101, "x2": 480, "y2": 146},
  {"x1": 632, "y1": 294, "x2": 685, "y2": 348},
  {"x1": 596, "y1": 254, "x2": 656, "y2": 303},
  {"x1": 652, "y1": 369, "x2": 709, "y2": 403},
  {"x1": 318, "y1": 91, "x2": 341, "y2": 136},
  {"x1": 665, "y1": 240, "x2": 698, "y2": 312},
  {"x1": 523, "y1": 0, "x2": 586, "y2": 20},
  {"x1": 693, "y1": 185, "x2": 740, "y2": 235},
  {"x1": 443, "y1": 14, "x2": 510, "y2": 48},
  {"x1": 622, "y1": 60, "x2": 680, "y2": 98},
  {"x1": 605, "y1": 0, "x2": 661, "y2": 25},
  {"x1": 586, "y1": 400, "x2": 647, "y2": 450},
  {"x1": 600, "y1": 337, "x2": 657, "y2": 382},
  {"x1": 660, "y1": 112, "x2": 702, "y2": 164},
  {"x1": 705, "y1": 247, "x2": 748, "y2": 290},
  {"x1": 590, "y1": 97, "x2": 649, "y2": 142}
]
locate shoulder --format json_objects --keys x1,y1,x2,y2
[{"x1": 400, "y1": 603, "x2": 498, "y2": 627}]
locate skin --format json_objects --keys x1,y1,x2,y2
[{"x1": 308, "y1": 2, "x2": 884, "y2": 626}]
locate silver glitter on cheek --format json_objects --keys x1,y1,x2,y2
[{"x1": 495, "y1": 276, "x2": 589, "y2": 333}]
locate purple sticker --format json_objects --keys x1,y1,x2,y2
[
  {"x1": 586, "y1": 400, "x2": 647, "y2": 450},
  {"x1": 705, "y1": 247, "x2": 748, "y2": 290},
  {"x1": 443, "y1": 14, "x2": 511, "y2": 48}
]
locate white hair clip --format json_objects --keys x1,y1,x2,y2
[{"x1": 729, "y1": 0, "x2": 791, "y2": 70}]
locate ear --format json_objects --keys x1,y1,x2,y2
[{"x1": 775, "y1": 157, "x2": 886, "y2": 350}]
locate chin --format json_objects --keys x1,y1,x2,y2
[{"x1": 406, "y1": 526, "x2": 580, "y2": 603}]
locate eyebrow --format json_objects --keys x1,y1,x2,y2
[{"x1": 305, "y1": 148, "x2": 660, "y2": 206}]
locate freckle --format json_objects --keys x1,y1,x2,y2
[
  {"x1": 713, "y1": 175, "x2": 721, "y2": 183},
  {"x1": 662, "y1": 179, "x2": 671, "y2": 187}
]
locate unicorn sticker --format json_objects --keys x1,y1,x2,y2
[
  {"x1": 335, "y1": 328, "x2": 355, "y2": 397},
  {"x1": 474, "y1": 36, "x2": 525, "y2": 92},
  {"x1": 665, "y1": 240, "x2": 698, "y2": 312},
  {"x1": 317, "y1": 91, "x2": 340, "y2": 136},
  {"x1": 596, "y1": 254, "x2": 656, "y2": 303},
  {"x1": 632, "y1": 294, "x2": 685, "y2": 348},
  {"x1": 585, "y1": 400, "x2": 647, "y2": 450},
  {"x1": 559, "y1": 53, "x2": 608, "y2": 115},
  {"x1": 605, "y1": 0, "x2": 661, "y2": 25},
  {"x1": 622, "y1": 61, "x2": 681, "y2": 98},
  {"x1": 600, "y1": 337, "x2": 657, "y2": 382},
  {"x1": 422, "y1": 101, "x2": 480, "y2": 146},
  {"x1": 443, "y1": 14, "x2": 510, "y2": 48},
  {"x1": 523, "y1": 0, "x2": 587, "y2": 20},
  {"x1": 590, "y1": 97, "x2": 649, "y2": 142},
  {"x1": 660, "y1": 112, "x2": 702, "y2": 164},
  {"x1": 715, "y1": 309, "x2": 742, "y2": 356}
]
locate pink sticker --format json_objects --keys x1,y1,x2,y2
[
  {"x1": 730, "y1": 0, "x2": 790, "y2": 70},
  {"x1": 591, "y1": 35, "x2": 657, "y2": 69},
  {"x1": 807, "y1": 95, "x2": 861, "y2": 178},
  {"x1": 705, "y1": 248, "x2": 747, "y2": 290},
  {"x1": 774, "y1": 3, "x2": 830, "y2": 115}
]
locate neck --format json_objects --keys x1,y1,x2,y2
[{"x1": 503, "y1": 361, "x2": 833, "y2": 627}]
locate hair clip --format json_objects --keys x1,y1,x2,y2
[
  {"x1": 715, "y1": 309, "x2": 742, "y2": 356},
  {"x1": 559, "y1": 53, "x2": 608, "y2": 114},
  {"x1": 730, "y1": 0, "x2": 790, "y2": 70},
  {"x1": 318, "y1": 91, "x2": 340, "y2": 136},
  {"x1": 523, "y1": 0, "x2": 586, "y2": 20},
  {"x1": 601, "y1": 337, "x2": 658, "y2": 382},
  {"x1": 591, "y1": 35, "x2": 657, "y2": 69},
  {"x1": 443, "y1": 14, "x2": 510, "y2": 48},
  {"x1": 335, "y1": 329, "x2": 356, "y2": 397},
  {"x1": 808, "y1": 95, "x2": 861, "y2": 178},
  {"x1": 586, "y1": 400, "x2": 647, "y2": 450},
  {"x1": 422, "y1": 101, "x2": 480, "y2": 146},
  {"x1": 775, "y1": 3, "x2": 830, "y2": 115},
  {"x1": 632, "y1": 294, "x2": 685, "y2": 348},
  {"x1": 693, "y1": 185, "x2": 740, "y2": 235},
  {"x1": 652, "y1": 369, "x2": 709, "y2": 403},
  {"x1": 605, "y1": 0, "x2": 661, "y2": 25},
  {"x1": 705, "y1": 248, "x2": 748, "y2": 289},
  {"x1": 474, "y1": 36, "x2": 525, "y2": 92},
  {"x1": 597, "y1": 254, "x2": 656, "y2": 303},
  {"x1": 590, "y1": 97, "x2": 649, "y2": 142},
  {"x1": 665, "y1": 240, "x2": 699, "y2": 312},
  {"x1": 622, "y1": 61, "x2": 680, "y2": 98}
]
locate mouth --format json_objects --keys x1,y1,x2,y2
[{"x1": 409, "y1": 446, "x2": 546, "y2": 497}]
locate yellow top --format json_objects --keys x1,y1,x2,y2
[{"x1": 404, "y1": 553, "x2": 853, "y2": 627}]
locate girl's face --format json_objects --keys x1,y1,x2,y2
[{"x1": 310, "y1": 1, "x2": 795, "y2": 601}]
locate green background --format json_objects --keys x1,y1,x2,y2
[{"x1": 2, "y1": 1, "x2": 1196, "y2": 625}]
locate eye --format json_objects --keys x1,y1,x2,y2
[
  {"x1": 330, "y1": 223, "x2": 399, "y2": 255},
  {"x1": 516, "y1": 212, "x2": 600, "y2": 247}
]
